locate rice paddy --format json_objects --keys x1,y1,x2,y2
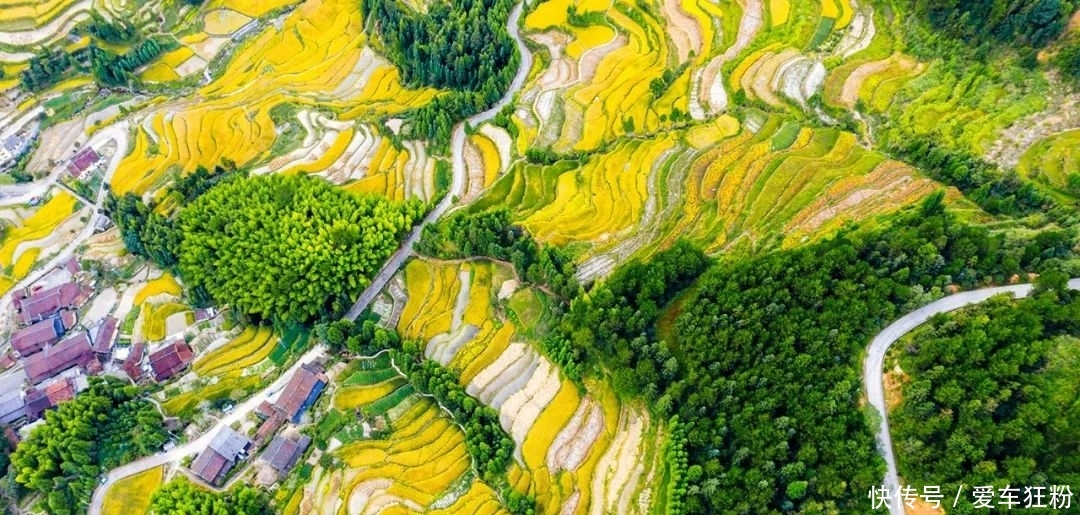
[{"x1": 101, "y1": 465, "x2": 163, "y2": 515}]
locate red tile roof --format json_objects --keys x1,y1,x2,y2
[
  {"x1": 254, "y1": 412, "x2": 285, "y2": 443},
  {"x1": 274, "y1": 363, "x2": 328, "y2": 422},
  {"x1": 148, "y1": 340, "x2": 194, "y2": 381},
  {"x1": 44, "y1": 378, "x2": 75, "y2": 405},
  {"x1": 24, "y1": 388, "x2": 50, "y2": 421},
  {"x1": 11, "y1": 318, "x2": 62, "y2": 356},
  {"x1": 16, "y1": 283, "x2": 81, "y2": 325},
  {"x1": 60, "y1": 311, "x2": 77, "y2": 331},
  {"x1": 190, "y1": 449, "x2": 231, "y2": 486},
  {"x1": 92, "y1": 317, "x2": 118, "y2": 354},
  {"x1": 67, "y1": 148, "x2": 100, "y2": 176},
  {"x1": 122, "y1": 343, "x2": 145, "y2": 382},
  {"x1": 23, "y1": 332, "x2": 93, "y2": 384}
]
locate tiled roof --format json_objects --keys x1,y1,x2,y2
[
  {"x1": 121, "y1": 343, "x2": 145, "y2": 382},
  {"x1": 275, "y1": 363, "x2": 328, "y2": 422},
  {"x1": 23, "y1": 332, "x2": 92, "y2": 384},
  {"x1": 67, "y1": 148, "x2": 101, "y2": 176},
  {"x1": 190, "y1": 449, "x2": 231, "y2": 486},
  {"x1": 16, "y1": 283, "x2": 81, "y2": 325},
  {"x1": 11, "y1": 317, "x2": 63, "y2": 356},
  {"x1": 148, "y1": 340, "x2": 194, "y2": 381},
  {"x1": 208, "y1": 428, "x2": 251, "y2": 459},
  {"x1": 0, "y1": 391, "x2": 25, "y2": 425},
  {"x1": 92, "y1": 316, "x2": 118, "y2": 354},
  {"x1": 262, "y1": 435, "x2": 311, "y2": 474}
]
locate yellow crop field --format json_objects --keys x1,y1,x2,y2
[
  {"x1": 141, "y1": 63, "x2": 181, "y2": 83},
  {"x1": 470, "y1": 134, "x2": 503, "y2": 188},
  {"x1": 334, "y1": 378, "x2": 406, "y2": 410},
  {"x1": 462, "y1": 265, "x2": 492, "y2": 327},
  {"x1": 134, "y1": 274, "x2": 183, "y2": 305},
  {"x1": 163, "y1": 374, "x2": 262, "y2": 414},
  {"x1": 524, "y1": 0, "x2": 571, "y2": 30},
  {"x1": 112, "y1": 0, "x2": 436, "y2": 196},
  {"x1": 211, "y1": 0, "x2": 299, "y2": 18},
  {"x1": 397, "y1": 260, "x2": 459, "y2": 340},
  {"x1": 102, "y1": 465, "x2": 163, "y2": 515},
  {"x1": 158, "y1": 47, "x2": 196, "y2": 69},
  {"x1": 820, "y1": 0, "x2": 839, "y2": 20},
  {"x1": 0, "y1": 0, "x2": 77, "y2": 29},
  {"x1": 834, "y1": 0, "x2": 855, "y2": 29},
  {"x1": 522, "y1": 382, "x2": 581, "y2": 470},
  {"x1": 194, "y1": 326, "x2": 276, "y2": 376},
  {"x1": 0, "y1": 192, "x2": 79, "y2": 266},
  {"x1": 203, "y1": 8, "x2": 252, "y2": 36},
  {"x1": 770, "y1": 0, "x2": 791, "y2": 26},
  {"x1": 11, "y1": 248, "x2": 41, "y2": 280},
  {"x1": 141, "y1": 302, "x2": 191, "y2": 342},
  {"x1": 281, "y1": 127, "x2": 356, "y2": 176},
  {"x1": 565, "y1": 24, "x2": 617, "y2": 60},
  {"x1": 523, "y1": 136, "x2": 674, "y2": 246}
]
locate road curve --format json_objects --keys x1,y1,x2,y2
[
  {"x1": 863, "y1": 278, "x2": 1080, "y2": 515},
  {"x1": 345, "y1": 1, "x2": 532, "y2": 321},
  {"x1": 89, "y1": 5, "x2": 534, "y2": 511}
]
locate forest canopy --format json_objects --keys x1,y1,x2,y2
[
  {"x1": 10, "y1": 378, "x2": 166, "y2": 515},
  {"x1": 175, "y1": 174, "x2": 423, "y2": 323},
  {"x1": 891, "y1": 289, "x2": 1080, "y2": 514}
]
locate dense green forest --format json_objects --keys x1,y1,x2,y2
[
  {"x1": 359, "y1": 0, "x2": 519, "y2": 150},
  {"x1": 10, "y1": 378, "x2": 166, "y2": 515},
  {"x1": 149, "y1": 478, "x2": 271, "y2": 515},
  {"x1": 552, "y1": 192, "x2": 1076, "y2": 514},
  {"x1": 890, "y1": 285, "x2": 1080, "y2": 514},
  {"x1": 909, "y1": 0, "x2": 1074, "y2": 48},
  {"x1": 416, "y1": 209, "x2": 579, "y2": 299},
  {"x1": 109, "y1": 173, "x2": 424, "y2": 324}
]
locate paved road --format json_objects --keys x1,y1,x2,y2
[
  {"x1": 863, "y1": 278, "x2": 1080, "y2": 515},
  {"x1": 89, "y1": 3, "x2": 534, "y2": 510},
  {"x1": 345, "y1": 1, "x2": 532, "y2": 321},
  {"x1": 87, "y1": 345, "x2": 327, "y2": 514}
]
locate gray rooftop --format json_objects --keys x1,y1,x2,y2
[{"x1": 208, "y1": 428, "x2": 251, "y2": 459}]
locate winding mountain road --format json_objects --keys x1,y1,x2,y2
[
  {"x1": 863, "y1": 278, "x2": 1080, "y2": 515},
  {"x1": 89, "y1": 5, "x2": 533, "y2": 512}
]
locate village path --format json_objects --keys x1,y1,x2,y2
[
  {"x1": 90, "y1": 3, "x2": 533, "y2": 511},
  {"x1": 863, "y1": 278, "x2": 1080, "y2": 515}
]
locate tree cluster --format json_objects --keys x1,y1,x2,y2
[
  {"x1": 149, "y1": 478, "x2": 271, "y2": 515},
  {"x1": 10, "y1": 377, "x2": 166, "y2": 515},
  {"x1": 552, "y1": 192, "x2": 1075, "y2": 514},
  {"x1": 910, "y1": 0, "x2": 1074, "y2": 49},
  {"x1": 109, "y1": 173, "x2": 424, "y2": 324},
  {"x1": 87, "y1": 15, "x2": 136, "y2": 44},
  {"x1": 888, "y1": 135, "x2": 1052, "y2": 217},
  {"x1": 359, "y1": 0, "x2": 519, "y2": 151},
  {"x1": 891, "y1": 288, "x2": 1080, "y2": 514},
  {"x1": 416, "y1": 209, "x2": 580, "y2": 299},
  {"x1": 317, "y1": 313, "x2": 402, "y2": 355},
  {"x1": 20, "y1": 48, "x2": 91, "y2": 92},
  {"x1": 92, "y1": 36, "x2": 179, "y2": 86}
]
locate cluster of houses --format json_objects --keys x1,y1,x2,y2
[
  {"x1": 0, "y1": 133, "x2": 33, "y2": 172},
  {"x1": 0, "y1": 264, "x2": 201, "y2": 432},
  {"x1": 190, "y1": 362, "x2": 327, "y2": 486}
]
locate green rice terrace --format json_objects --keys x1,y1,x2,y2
[{"x1": 0, "y1": 0, "x2": 1079, "y2": 514}]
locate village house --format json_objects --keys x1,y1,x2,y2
[
  {"x1": 91, "y1": 316, "x2": 118, "y2": 357},
  {"x1": 24, "y1": 377, "x2": 79, "y2": 421},
  {"x1": 121, "y1": 342, "x2": 145, "y2": 382},
  {"x1": 273, "y1": 362, "x2": 329, "y2": 423},
  {"x1": 190, "y1": 428, "x2": 252, "y2": 486},
  {"x1": 10, "y1": 311, "x2": 76, "y2": 357},
  {"x1": 23, "y1": 332, "x2": 93, "y2": 385},
  {"x1": 260, "y1": 435, "x2": 311, "y2": 476},
  {"x1": 0, "y1": 391, "x2": 25, "y2": 425},
  {"x1": 66, "y1": 147, "x2": 102, "y2": 179},
  {"x1": 148, "y1": 339, "x2": 194, "y2": 381},
  {"x1": 13, "y1": 282, "x2": 85, "y2": 326}
]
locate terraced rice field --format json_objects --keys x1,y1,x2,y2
[
  {"x1": 391, "y1": 258, "x2": 664, "y2": 514},
  {"x1": 109, "y1": 0, "x2": 440, "y2": 198},
  {"x1": 0, "y1": 191, "x2": 85, "y2": 294},
  {"x1": 193, "y1": 326, "x2": 277, "y2": 377},
  {"x1": 101, "y1": 465, "x2": 163, "y2": 515},
  {"x1": 133, "y1": 273, "x2": 182, "y2": 305},
  {"x1": 1018, "y1": 129, "x2": 1080, "y2": 191}
]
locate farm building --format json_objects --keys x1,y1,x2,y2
[
  {"x1": 254, "y1": 401, "x2": 286, "y2": 443},
  {"x1": 0, "y1": 391, "x2": 25, "y2": 425},
  {"x1": 92, "y1": 316, "x2": 118, "y2": 356},
  {"x1": 10, "y1": 312, "x2": 74, "y2": 356},
  {"x1": 261, "y1": 435, "x2": 311, "y2": 475},
  {"x1": 148, "y1": 340, "x2": 194, "y2": 381},
  {"x1": 191, "y1": 428, "x2": 252, "y2": 486},
  {"x1": 274, "y1": 362, "x2": 328, "y2": 423},
  {"x1": 14, "y1": 282, "x2": 84, "y2": 325},
  {"x1": 67, "y1": 147, "x2": 102, "y2": 179},
  {"x1": 121, "y1": 342, "x2": 145, "y2": 382},
  {"x1": 23, "y1": 333, "x2": 93, "y2": 384}
]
